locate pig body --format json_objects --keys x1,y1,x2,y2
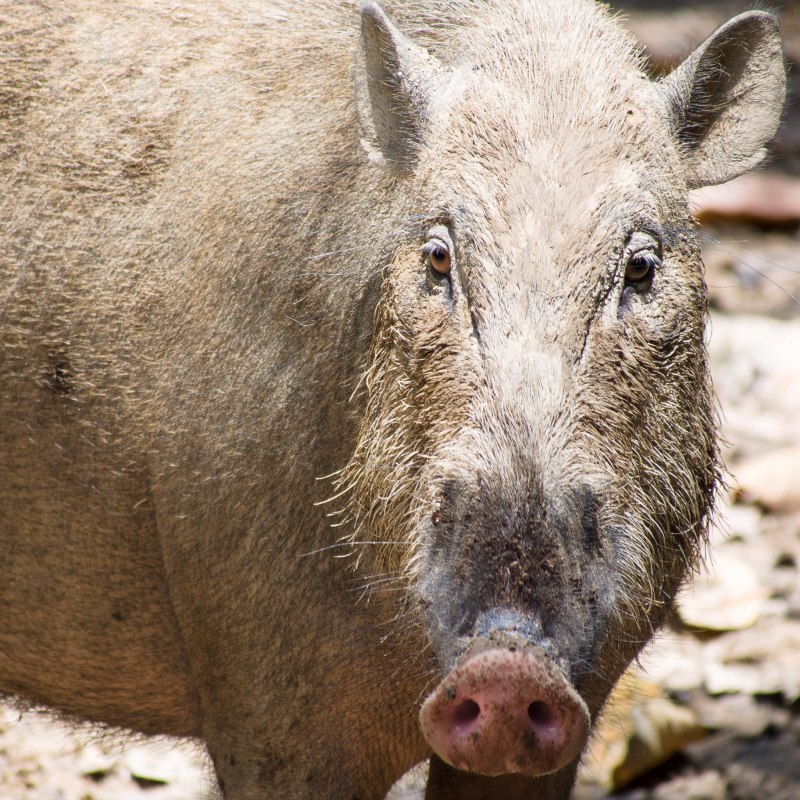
[{"x1": 0, "y1": 1, "x2": 785, "y2": 798}]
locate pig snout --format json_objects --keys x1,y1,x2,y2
[{"x1": 419, "y1": 644, "x2": 589, "y2": 778}]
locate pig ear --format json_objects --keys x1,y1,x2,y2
[
  {"x1": 355, "y1": 2, "x2": 438, "y2": 169},
  {"x1": 661, "y1": 11, "x2": 785, "y2": 189}
]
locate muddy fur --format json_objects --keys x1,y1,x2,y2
[{"x1": 0, "y1": 1, "x2": 785, "y2": 799}]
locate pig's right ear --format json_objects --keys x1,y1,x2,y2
[
  {"x1": 661, "y1": 11, "x2": 786, "y2": 189},
  {"x1": 355, "y1": 2, "x2": 439, "y2": 170}
]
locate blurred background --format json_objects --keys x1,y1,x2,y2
[{"x1": 2, "y1": 3, "x2": 799, "y2": 799}]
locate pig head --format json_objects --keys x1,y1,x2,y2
[{"x1": 336, "y1": 1, "x2": 786, "y2": 790}]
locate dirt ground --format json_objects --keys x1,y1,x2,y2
[{"x1": 2, "y1": 3, "x2": 800, "y2": 800}]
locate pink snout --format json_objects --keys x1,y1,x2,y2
[{"x1": 419, "y1": 647, "x2": 590, "y2": 777}]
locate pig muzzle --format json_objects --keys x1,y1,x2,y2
[{"x1": 419, "y1": 637, "x2": 590, "y2": 777}]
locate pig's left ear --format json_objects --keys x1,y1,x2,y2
[
  {"x1": 661, "y1": 11, "x2": 786, "y2": 189},
  {"x1": 354, "y1": 2, "x2": 439, "y2": 170}
]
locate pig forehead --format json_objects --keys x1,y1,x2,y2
[
  {"x1": 494, "y1": 159, "x2": 648, "y2": 249},
  {"x1": 444, "y1": 166, "x2": 654, "y2": 298},
  {"x1": 427, "y1": 0, "x2": 658, "y2": 140},
  {"x1": 429, "y1": 111, "x2": 662, "y2": 252},
  {"x1": 425, "y1": 67, "x2": 671, "y2": 204},
  {"x1": 435, "y1": 0, "x2": 648, "y2": 110},
  {"x1": 438, "y1": 68, "x2": 661, "y2": 161}
]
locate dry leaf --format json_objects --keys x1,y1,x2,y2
[
  {"x1": 679, "y1": 550, "x2": 766, "y2": 632},
  {"x1": 638, "y1": 633, "x2": 705, "y2": 693},
  {"x1": 703, "y1": 619, "x2": 800, "y2": 701},
  {"x1": 733, "y1": 446, "x2": 800, "y2": 513},
  {"x1": 581, "y1": 671, "x2": 705, "y2": 792},
  {"x1": 691, "y1": 173, "x2": 800, "y2": 225},
  {"x1": 120, "y1": 742, "x2": 206, "y2": 789}
]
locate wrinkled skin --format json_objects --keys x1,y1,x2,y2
[{"x1": 0, "y1": 1, "x2": 785, "y2": 799}]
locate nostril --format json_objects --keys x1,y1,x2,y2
[
  {"x1": 452, "y1": 699, "x2": 480, "y2": 728},
  {"x1": 528, "y1": 700, "x2": 555, "y2": 730}
]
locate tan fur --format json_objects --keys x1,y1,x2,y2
[{"x1": 0, "y1": 2, "x2": 784, "y2": 798}]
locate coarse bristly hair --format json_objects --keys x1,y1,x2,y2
[
  {"x1": 0, "y1": 0, "x2": 783, "y2": 796},
  {"x1": 328, "y1": 0, "x2": 715, "y2": 619}
]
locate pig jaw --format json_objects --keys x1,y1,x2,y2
[{"x1": 419, "y1": 634, "x2": 590, "y2": 778}]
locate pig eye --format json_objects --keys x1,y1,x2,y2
[
  {"x1": 624, "y1": 250, "x2": 659, "y2": 289},
  {"x1": 422, "y1": 226, "x2": 455, "y2": 296},
  {"x1": 422, "y1": 241, "x2": 452, "y2": 275}
]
